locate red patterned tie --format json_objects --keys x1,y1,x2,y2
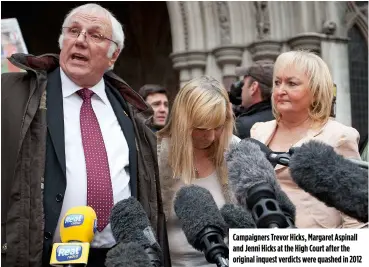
[{"x1": 77, "y1": 88, "x2": 114, "y2": 232}]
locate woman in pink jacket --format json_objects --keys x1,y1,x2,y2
[{"x1": 251, "y1": 50, "x2": 365, "y2": 228}]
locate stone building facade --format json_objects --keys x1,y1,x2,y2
[
  {"x1": 167, "y1": 1, "x2": 368, "y2": 138},
  {"x1": 1, "y1": 1, "x2": 367, "y2": 143}
]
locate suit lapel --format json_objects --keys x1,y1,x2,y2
[
  {"x1": 46, "y1": 67, "x2": 66, "y2": 177},
  {"x1": 105, "y1": 83, "x2": 138, "y2": 198},
  {"x1": 259, "y1": 120, "x2": 278, "y2": 145}
]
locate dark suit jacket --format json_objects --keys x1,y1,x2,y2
[{"x1": 43, "y1": 68, "x2": 138, "y2": 264}]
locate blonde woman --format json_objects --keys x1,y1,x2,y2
[
  {"x1": 157, "y1": 76, "x2": 239, "y2": 267},
  {"x1": 251, "y1": 50, "x2": 365, "y2": 228}
]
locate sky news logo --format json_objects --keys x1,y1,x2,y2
[
  {"x1": 56, "y1": 245, "x2": 82, "y2": 261},
  {"x1": 64, "y1": 214, "x2": 84, "y2": 228}
]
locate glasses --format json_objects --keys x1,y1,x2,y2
[{"x1": 62, "y1": 27, "x2": 118, "y2": 46}]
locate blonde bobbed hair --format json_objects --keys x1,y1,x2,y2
[
  {"x1": 158, "y1": 76, "x2": 234, "y2": 185},
  {"x1": 272, "y1": 50, "x2": 334, "y2": 124}
]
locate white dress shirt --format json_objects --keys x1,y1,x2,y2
[{"x1": 53, "y1": 69, "x2": 131, "y2": 248}]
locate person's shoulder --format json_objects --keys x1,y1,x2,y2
[
  {"x1": 2, "y1": 71, "x2": 29, "y2": 82},
  {"x1": 325, "y1": 119, "x2": 359, "y2": 137},
  {"x1": 235, "y1": 116, "x2": 251, "y2": 138},
  {"x1": 159, "y1": 137, "x2": 170, "y2": 146},
  {"x1": 157, "y1": 136, "x2": 170, "y2": 155},
  {"x1": 235, "y1": 115, "x2": 253, "y2": 131},
  {"x1": 319, "y1": 119, "x2": 360, "y2": 158},
  {"x1": 250, "y1": 119, "x2": 276, "y2": 137},
  {"x1": 1, "y1": 72, "x2": 31, "y2": 98},
  {"x1": 323, "y1": 119, "x2": 360, "y2": 141},
  {"x1": 252, "y1": 119, "x2": 276, "y2": 129},
  {"x1": 236, "y1": 112, "x2": 255, "y2": 122}
]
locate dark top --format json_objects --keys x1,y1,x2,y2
[{"x1": 235, "y1": 100, "x2": 274, "y2": 139}]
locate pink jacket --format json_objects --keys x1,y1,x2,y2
[{"x1": 251, "y1": 118, "x2": 365, "y2": 228}]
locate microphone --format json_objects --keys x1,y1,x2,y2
[
  {"x1": 226, "y1": 139, "x2": 296, "y2": 228},
  {"x1": 105, "y1": 242, "x2": 151, "y2": 267},
  {"x1": 246, "y1": 138, "x2": 290, "y2": 167},
  {"x1": 174, "y1": 185, "x2": 229, "y2": 267},
  {"x1": 110, "y1": 197, "x2": 162, "y2": 267},
  {"x1": 248, "y1": 138, "x2": 368, "y2": 170},
  {"x1": 50, "y1": 206, "x2": 97, "y2": 267},
  {"x1": 289, "y1": 140, "x2": 368, "y2": 223},
  {"x1": 220, "y1": 204, "x2": 256, "y2": 229}
]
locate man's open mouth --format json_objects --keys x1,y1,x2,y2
[{"x1": 71, "y1": 53, "x2": 88, "y2": 61}]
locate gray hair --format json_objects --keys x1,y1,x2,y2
[{"x1": 58, "y1": 3, "x2": 124, "y2": 70}]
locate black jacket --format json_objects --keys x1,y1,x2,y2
[{"x1": 235, "y1": 100, "x2": 274, "y2": 139}]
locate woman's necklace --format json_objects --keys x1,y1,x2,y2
[
  {"x1": 280, "y1": 118, "x2": 313, "y2": 147},
  {"x1": 193, "y1": 154, "x2": 214, "y2": 178}
]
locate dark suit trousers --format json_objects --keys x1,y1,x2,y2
[{"x1": 86, "y1": 247, "x2": 111, "y2": 267}]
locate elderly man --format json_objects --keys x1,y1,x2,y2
[
  {"x1": 1, "y1": 4, "x2": 169, "y2": 267},
  {"x1": 139, "y1": 84, "x2": 169, "y2": 132}
]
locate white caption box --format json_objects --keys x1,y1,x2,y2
[{"x1": 229, "y1": 228, "x2": 369, "y2": 267}]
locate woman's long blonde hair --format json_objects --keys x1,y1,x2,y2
[
  {"x1": 158, "y1": 76, "x2": 234, "y2": 185},
  {"x1": 272, "y1": 50, "x2": 334, "y2": 124}
]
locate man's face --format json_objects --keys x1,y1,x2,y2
[
  {"x1": 146, "y1": 93, "x2": 169, "y2": 127},
  {"x1": 59, "y1": 10, "x2": 119, "y2": 88},
  {"x1": 241, "y1": 76, "x2": 253, "y2": 108}
]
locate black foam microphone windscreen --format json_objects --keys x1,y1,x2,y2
[
  {"x1": 174, "y1": 185, "x2": 228, "y2": 250},
  {"x1": 105, "y1": 242, "x2": 151, "y2": 267},
  {"x1": 220, "y1": 204, "x2": 256, "y2": 228},
  {"x1": 110, "y1": 197, "x2": 160, "y2": 249},
  {"x1": 110, "y1": 197, "x2": 163, "y2": 266},
  {"x1": 289, "y1": 140, "x2": 368, "y2": 223},
  {"x1": 245, "y1": 138, "x2": 277, "y2": 167},
  {"x1": 226, "y1": 139, "x2": 296, "y2": 220}
]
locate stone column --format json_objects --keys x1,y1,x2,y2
[
  {"x1": 171, "y1": 52, "x2": 189, "y2": 89},
  {"x1": 248, "y1": 40, "x2": 282, "y2": 63},
  {"x1": 187, "y1": 51, "x2": 207, "y2": 79},
  {"x1": 321, "y1": 37, "x2": 352, "y2": 126},
  {"x1": 171, "y1": 50, "x2": 207, "y2": 89},
  {"x1": 213, "y1": 46, "x2": 243, "y2": 90},
  {"x1": 288, "y1": 32, "x2": 322, "y2": 55}
]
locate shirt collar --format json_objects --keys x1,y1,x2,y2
[{"x1": 60, "y1": 68, "x2": 108, "y2": 104}]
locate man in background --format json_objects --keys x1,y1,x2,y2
[
  {"x1": 235, "y1": 63, "x2": 274, "y2": 139},
  {"x1": 139, "y1": 84, "x2": 169, "y2": 132}
]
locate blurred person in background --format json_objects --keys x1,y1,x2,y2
[
  {"x1": 234, "y1": 63, "x2": 274, "y2": 139},
  {"x1": 251, "y1": 50, "x2": 365, "y2": 229},
  {"x1": 157, "y1": 76, "x2": 239, "y2": 267},
  {"x1": 139, "y1": 84, "x2": 169, "y2": 132}
]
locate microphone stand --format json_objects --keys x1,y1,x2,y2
[
  {"x1": 214, "y1": 255, "x2": 229, "y2": 267},
  {"x1": 268, "y1": 152, "x2": 290, "y2": 167}
]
